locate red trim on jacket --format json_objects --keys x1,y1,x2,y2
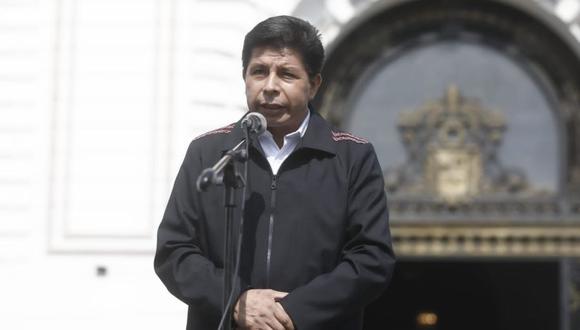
[
  {"x1": 331, "y1": 131, "x2": 368, "y2": 144},
  {"x1": 193, "y1": 123, "x2": 235, "y2": 140}
]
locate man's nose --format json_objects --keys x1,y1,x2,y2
[{"x1": 263, "y1": 73, "x2": 280, "y2": 95}]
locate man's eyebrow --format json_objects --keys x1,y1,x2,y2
[
  {"x1": 248, "y1": 58, "x2": 300, "y2": 69},
  {"x1": 248, "y1": 61, "x2": 266, "y2": 66}
]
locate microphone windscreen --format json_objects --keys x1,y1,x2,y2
[{"x1": 243, "y1": 112, "x2": 267, "y2": 135}]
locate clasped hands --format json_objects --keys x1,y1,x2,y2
[{"x1": 233, "y1": 289, "x2": 295, "y2": 330}]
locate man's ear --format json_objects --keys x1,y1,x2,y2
[
  {"x1": 309, "y1": 74, "x2": 322, "y2": 99},
  {"x1": 242, "y1": 68, "x2": 246, "y2": 81}
]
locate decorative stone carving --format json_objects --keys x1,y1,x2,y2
[{"x1": 385, "y1": 85, "x2": 544, "y2": 207}]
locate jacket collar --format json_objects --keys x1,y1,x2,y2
[
  {"x1": 298, "y1": 108, "x2": 337, "y2": 155},
  {"x1": 221, "y1": 108, "x2": 337, "y2": 155}
]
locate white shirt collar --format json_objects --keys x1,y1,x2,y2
[
  {"x1": 296, "y1": 109, "x2": 310, "y2": 138},
  {"x1": 257, "y1": 110, "x2": 310, "y2": 174}
]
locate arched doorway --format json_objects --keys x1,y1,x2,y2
[{"x1": 303, "y1": 1, "x2": 580, "y2": 329}]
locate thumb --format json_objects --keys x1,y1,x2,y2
[{"x1": 271, "y1": 290, "x2": 288, "y2": 299}]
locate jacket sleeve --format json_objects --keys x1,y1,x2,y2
[
  {"x1": 279, "y1": 143, "x2": 396, "y2": 330},
  {"x1": 153, "y1": 140, "x2": 224, "y2": 317}
]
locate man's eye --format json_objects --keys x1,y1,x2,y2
[
  {"x1": 281, "y1": 71, "x2": 296, "y2": 78},
  {"x1": 252, "y1": 68, "x2": 266, "y2": 75}
]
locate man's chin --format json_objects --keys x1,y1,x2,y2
[{"x1": 258, "y1": 110, "x2": 286, "y2": 123}]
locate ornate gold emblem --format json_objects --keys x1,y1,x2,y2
[
  {"x1": 385, "y1": 85, "x2": 535, "y2": 206},
  {"x1": 426, "y1": 146, "x2": 481, "y2": 204}
]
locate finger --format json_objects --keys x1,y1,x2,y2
[
  {"x1": 265, "y1": 314, "x2": 287, "y2": 330},
  {"x1": 270, "y1": 290, "x2": 288, "y2": 299},
  {"x1": 234, "y1": 291, "x2": 248, "y2": 326},
  {"x1": 274, "y1": 302, "x2": 294, "y2": 330}
]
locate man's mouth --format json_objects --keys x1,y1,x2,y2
[{"x1": 260, "y1": 103, "x2": 284, "y2": 110}]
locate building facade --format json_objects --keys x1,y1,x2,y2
[{"x1": 1, "y1": 0, "x2": 580, "y2": 329}]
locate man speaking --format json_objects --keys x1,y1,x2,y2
[{"x1": 154, "y1": 15, "x2": 395, "y2": 330}]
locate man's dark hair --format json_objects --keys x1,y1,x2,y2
[{"x1": 242, "y1": 15, "x2": 324, "y2": 80}]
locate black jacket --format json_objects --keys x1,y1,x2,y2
[{"x1": 154, "y1": 110, "x2": 395, "y2": 330}]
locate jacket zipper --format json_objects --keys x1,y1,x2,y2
[{"x1": 266, "y1": 174, "x2": 277, "y2": 288}]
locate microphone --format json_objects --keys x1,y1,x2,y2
[{"x1": 241, "y1": 112, "x2": 267, "y2": 135}]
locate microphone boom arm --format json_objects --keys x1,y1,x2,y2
[{"x1": 196, "y1": 139, "x2": 247, "y2": 192}]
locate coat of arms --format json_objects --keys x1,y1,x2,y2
[{"x1": 385, "y1": 85, "x2": 534, "y2": 206}]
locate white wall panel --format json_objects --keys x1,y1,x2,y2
[
  {"x1": 0, "y1": 0, "x2": 49, "y2": 257},
  {"x1": 49, "y1": 0, "x2": 170, "y2": 252}
]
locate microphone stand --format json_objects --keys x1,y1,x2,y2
[{"x1": 196, "y1": 139, "x2": 248, "y2": 330}]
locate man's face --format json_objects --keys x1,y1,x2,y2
[{"x1": 244, "y1": 46, "x2": 321, "y2": 134}]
